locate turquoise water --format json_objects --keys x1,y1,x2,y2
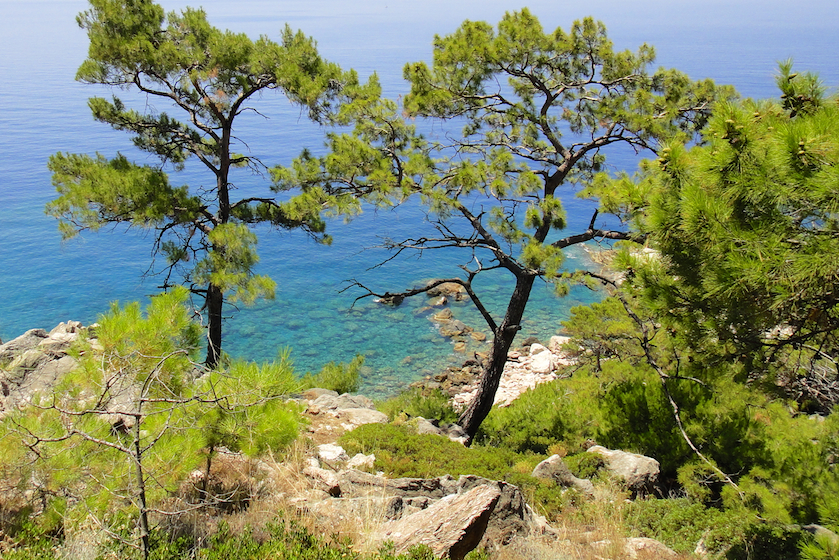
[{"x1": 1, "y1": 0, "x2": 837, "y2": 397}]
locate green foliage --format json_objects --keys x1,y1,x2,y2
[
  {"x1": 195, "y1": 356, "x2": 303, "y2": 457},
  {"x1": 477, "y1": 378, "x2": 595, "y2": 455},
  {"x1": 800, "y1": 532, "x2": 839, "y2": 560},
  {"x1": 338, "y1": 423, "x2": 529, "y2": 480},
  {"x1": 283, "y1": 9, "x2": 730, "y2": 438},
  {"x1": 626, "y1": 497, "x2": 803, "y2": 558},
  {"x1": 599, "y1": 64, "x2": 839, "y2": 412},
  {"x1": 300, "y1": 355, "x2": 364, "y2": 394},
  {"x1": 338, "y1": 423, "x2": 576, "y2": 524},
  {"x1": 377, "y1": 386, "x2": 458, "y2": 424},
  {"x1": 563, "y1": 453, "x2": 606, "y2": 481},
  {"x1": 0, "y1": 291, "x2": 306, "y2": 558},
  {"x1": 49, "y1": 0, "x2": 371, "y2": 364},
  {"x1": 2, "y1": 517, "x2": 483, "y2": 560}
]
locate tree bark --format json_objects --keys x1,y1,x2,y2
[
  {"x1": 205, "y1": 283, "x2": 223, "y2": 368},
  {"x1": 457, "y1": 273, "x2": 536, "y2": 443},
  {"x1": 132, "y1": 415, "x2": 150, "y2": 560}
]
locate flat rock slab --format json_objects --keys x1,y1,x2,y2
[{"x1": 375, "y1": 484, "x2": 501, "y2": 560}]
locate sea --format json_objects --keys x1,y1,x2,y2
[{"x1": 1, "y1": 0, "x2": 836, "y2": 397}]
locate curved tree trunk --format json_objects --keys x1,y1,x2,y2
[
  {"x1": 457, "y1": 273, "x2": 536, "y2": 443},
  {"x1": 205, "y1": 283, "x2": 223, "y2": 368}
]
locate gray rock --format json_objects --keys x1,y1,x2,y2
[
  {"x1": 802, "y1": 524, "x2": 839, "y2": 544},
  {"x1": 457, "y1": 475, "x2": 553, "y2": 547},
  {"x1": 532, "y1": 455, "x2": 594, "y2": 497},
  {"x1": 303, "y1": 465, "x2": 342, "y2": 497},
  {"x1": 529, "y1": 351, "x2": 555, "y2": 374},
  {"x1": 548, "y1": 335, "x2": 571, "y2": 353},
  {"x1": 302, "y1": 388, "x2": 339, "y2": 401},
  {"x1": 375, "y1": 484, "x2": 501, "y2": 560},
  {"x1": 0, "y1": 329, "x2": 49, "y2": 362},
  {"x1": 319, "y1": 444, "x2": 349, "y2": 463},
  {"x1": 587, "y1": 445, "x2": 660, "y2": 496},
  {"x1": 313, "y1": 393, "x2": 375, "y2": 410},
  {"x1": 412, "y1": 417, "x2": 443, "y2": 436},
  {"x1": 337, "y1": 408, "x2": 388, "y2": 427},
  {"x1": 529, "y1": 343, "x2": 549, "y2": 355},
  {"x1": 427, "y1": 282, "x2": 468, "y2": 300},
  {"x1": 338, "y1": 470, "x2": 458, "y2": 499},
  {"x1": 347, "y1": 453, "x2": 375, "y2": 471},
  {"x1": 442, "y1": 423, "x2": 469, "y2": 445}
]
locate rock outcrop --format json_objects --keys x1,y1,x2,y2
[
  {"x1": 0, "y1": 321, "x2": 90, "y2": 417},
  {"x1": 587, "y1": 445, "x2": 660, "y2": 497},
  {"x1": 298, "y1": 445, "x2": 554, "y2": 555},
  {"x1": 305, "y1": 392, "x2": 389, "y2": 430},
  {"x1": 374, "y1": 484, "x2": 500, "y2": 560}
]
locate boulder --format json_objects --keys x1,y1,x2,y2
[
  {"x1": 433, "y1": 308, "x2": 454, "y2": 322},
  {"x1": 587, "y1": 445, "x2": 660, "y2": 496},
  {"x1": 548, "y1": 335, "x2": 571, "y2": 353},
  {"x1": 532, "y1": 455, "x2": 594, "y2": 497},
  {"x1": 439, "y1": 320, "x2": 472, "y2": 338},
  {"x1": 337, "y1": 408, "x2": 389, "y2": 427},
  {"x1": 529, "y1": 351, "x2": 555, "y2": 374},
  {"x1": 374, "y1": 484, "x2": 501, "y2": 560},
  {"x1": 303, "y1": 464, "x2": 342, "y2": 497},
  {"x1": 456, "y1": 475, "x2": 553, "y2": 546},
  {"x1": 306, "y1": 393, "x2": 387, "y2": 428},
  {"x1": 318, "y1": 444, "x2": 349, "y2": 463},
  {"x1": 302, "y1": 388, "x2": 339, "y2": 401},
  {"x1": 310, "y1": 393, "x2": 375, "y2": 411},
  {"x1": 529, "y1": 343, "x2": 549, "y2": 355},
  {"x1": 347, "y1": 453, "x2": 375, "y2": 471},
  {"x1": 801, "y1": 524, "x2": 839, "y2": 545},
  {"x1": 411, "y1": 417, "x2": 443, "y2": 436},
  {"x1": 0, "y1": 325, "x2": 87, "y2": 416}
]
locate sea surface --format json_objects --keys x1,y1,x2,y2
[{"x1": 1, "y1": 0, "x2": 837, "y2": 397}]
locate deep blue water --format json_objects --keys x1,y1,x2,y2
[{"x1": 1, "y1": 0, "x2": 837, "y2": 397}]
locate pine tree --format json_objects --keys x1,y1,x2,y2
[{"x1": 47, "y1": 0, "x2": 368, "y2": 367}]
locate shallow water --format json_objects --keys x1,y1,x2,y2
[{"x1": 0, "y1": 0, "x2": 836, "y2": 397}]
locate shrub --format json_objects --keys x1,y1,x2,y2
[
  {"x1": 377, "y1": 387, "x2": 458, "y2": 423},
  {"x1": 301, "y1": 355, "x2": 364, "y2": 394},
  {"x1": 477, "y1": 377, "x2": 596, "y2": 455},
  {"x1": 563, "y1": 452, "x2": 606, "y2": 480},
  {"x1": 339, "y1": 423, "x2": 527, "y2": 480},
  {"x1": 625, "y1": 497, "x2": 803, "y2": 558}
]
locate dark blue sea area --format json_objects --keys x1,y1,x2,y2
[{"x1": 0, "y1": 0, "x2": 836, "y2": 397}]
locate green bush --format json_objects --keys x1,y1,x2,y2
[
  {"x1": 377, "y1": 386, "x2": 458, "y2": 423},
  {"x1": 339, "y1": 423, "x2": 528, "y2": 480},
  {"x1": 626, "y1": 497, "x2": 803, "y2": 558},
  {"x1": 477, "y1": 377, "x2": 596, "y2": 455},
  {"x1": 563, "y1": 452, "x2": 606, "y2": 480},
  {"x1": 800, "y1": 532, "x2": 839, "y2": 560},
  {"x1": 301, "y1": 355, "x2": 364, "y2": 394}
]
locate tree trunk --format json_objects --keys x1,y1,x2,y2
[
  {"x1": 133, "y1": 417, "x2": 150, "y2": 560},
  {"x1": 457, "y1": 273, "x2": 536, "y2": 443},
  {"x1": 205, "y1": 283, "x2": 223, "y2": 368}
]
